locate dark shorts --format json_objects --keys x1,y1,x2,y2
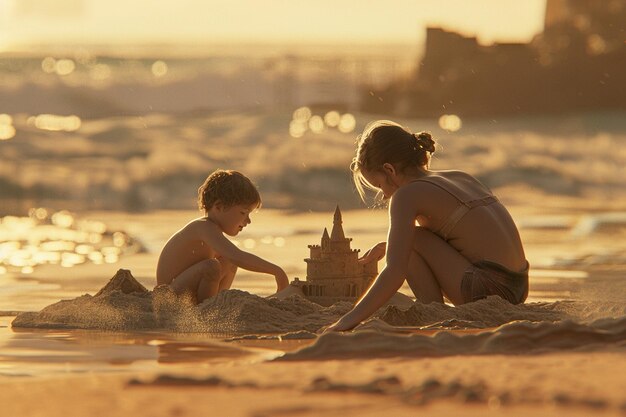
[{"x1": 460, "y1": 260, "x2": 529, "y2": 305}]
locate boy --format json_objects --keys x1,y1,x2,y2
[{"x1": 156, "y1": 169, "x2": 289, "y2": 303}]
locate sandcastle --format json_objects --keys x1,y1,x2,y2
[{"x1": 291, "y1": 206, "x2": 378, "y2": 306}]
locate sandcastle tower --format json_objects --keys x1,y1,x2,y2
[{"x1": 291, "y1": 206, "x2": 378, "y2": 306}]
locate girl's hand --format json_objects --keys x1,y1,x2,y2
[
  {"x1": 321, "y1": 317, "x2": 356, "y2": 333},
  {"x1": 358, "y1": 241, "x2": 386, "y2": 264},
  {"x1": 274, "y1": 268, "x2": 290, "y2": 291}
]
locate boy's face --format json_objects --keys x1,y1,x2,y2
[{"x1": 212, "y1": 203, "x2": 256, "y2": 237}]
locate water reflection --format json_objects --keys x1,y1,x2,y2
[
  {"x1": 289, "y1": 106, "x2": 356, "y2": 138},
  {"x1": 28, "y1": 114, "x2": 81, "y2": 132},
  {"x1": 40, "y1": 57, "x2": 76, "y2": 76},
  {"x1": 0, "y1": 320, "x2": 291, "y2": 377},
  {"x1": 0, "y1": 114, "x2": 16, "y2": 140},
  {"x1": 0, "y1": 209, "x2": 142, "y2": 274}
]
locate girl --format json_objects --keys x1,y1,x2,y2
[{"x1": 326, "y1": 120, "x2": 528, "y2": 332}]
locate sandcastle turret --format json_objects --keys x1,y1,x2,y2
[
  {"x1": 330, "y1": 205, "x2": 345, "y2": 240},
  {"x1": 321, "y1": 227, "x2": 330, "y2": 249},
  {"x1": 295, "y1": 205, "x2": 378, "y2": 306}
]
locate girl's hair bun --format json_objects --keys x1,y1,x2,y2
[{"x1": 414, "y1": 132, "x2": 436, "y2": 153}]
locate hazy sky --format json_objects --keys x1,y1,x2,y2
[{"x1": 0, "y1": 0, "x2": 547, "y2": 48}]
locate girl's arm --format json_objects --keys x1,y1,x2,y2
[{"x1": 326, "y1": 188, "x2": 418, "y2": 331}]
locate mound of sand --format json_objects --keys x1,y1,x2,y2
[
  {"x1": 12, "y1": 269, "x2": 624, "y2": 337},
  {"x1": 280, "y1": 317, "x2": 626, "y2": 360},
  {"x1": 11, "y1": 269, "x2": 353, "y2": 334}
]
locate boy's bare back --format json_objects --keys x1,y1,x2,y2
[{"x1": 156, "y1": 218, "x2": 218, "y2": 286}]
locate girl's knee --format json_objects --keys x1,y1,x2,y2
[{"x1": 413, "y1": 226, "x2": 438, "y2": 252}]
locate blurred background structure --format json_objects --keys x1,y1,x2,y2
[
  {"x1": 0, "y1": 0, "x2": 625, "y2": 213},
  {"x1": 363, "y1": 0, "x2": 626, "y2": 117}
]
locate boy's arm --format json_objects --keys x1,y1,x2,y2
[{"x1": 197, "y1": 221, "x2": 289, "y2": 290}]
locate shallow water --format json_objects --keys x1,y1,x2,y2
[{"x1": 0, "y1": 316, "x2": 296, "y2": 378}]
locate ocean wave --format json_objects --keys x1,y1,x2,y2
[{"x1": 2, "y1": 110, "x2": 625, "y2": 212}]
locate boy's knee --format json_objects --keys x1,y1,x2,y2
[
  {"x1": 217, "y1": 257, "x2": 237, "y2": 275},
  {"x1": 198, "y1": 259, "x2": 221, "y2": 281}
]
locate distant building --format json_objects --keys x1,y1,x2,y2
[
  {"x1": 361, "y1": 0, "x2": 626, "y2": 118},
  {"x1": 291, "y1": 206, "x2": 377, "y2": 306}
]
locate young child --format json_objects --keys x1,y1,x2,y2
[
  {"x1": 326, "y1": 120, "x2": 528, "y2": 331},
  {"x1": 156, "y1": 169, "x2": 289, "y2": 303}
]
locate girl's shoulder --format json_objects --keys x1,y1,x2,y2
[
  {"x1": 400, "y1": 170, "x2": 491, "y2": 203},
  {"x1": 426, "y1": 169, "x2": 475, "y2": 181},
  {"x1": 404, "y1": 170, "x2": 474, "y2": 190},
  {"x1": 428, "y1": 170, "x2": 493, "y2": 196},
  {"x1": 423, "y1": 170, "x2": 486, "y2": 189}
]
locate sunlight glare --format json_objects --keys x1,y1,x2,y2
[
  {"x1": 289, "y1": 120, "x2": 307, "y2": 138},
  {"x1": 151, "y1": 60, "x2": 168, "y2": 77},
  {"x1": 324, "y1": 111, "x2": 341, "y2": 127},
  {"x1": 55, "y1": 59, "x2": 76, "y2": 76},
  {"x1": 309, "y1": 115, "x2": 325, "y2": 133},
  {"x1": 338, "y1": 113, "x2": 356, "y2": 133},
  {"x1": 51, "y1": 211, "x2": 75, "y2": 228},
  {"x1": 41, "y1": 57, "x2": 56, "y2": 74},
  {"x1": 292, "y1": 107, "x2": 312, "y2": 122},
  {"x1": 587, "y1": 34, "x2": 607, "y2": 55},
  {"x1": 32, "y1": 114, "x2": 82, "y2": 132},
  {"x1": 438, "y1": 114, "x2": 462, "y2": 132},
  {"x1": 28, "y1": 207, "x2": 48, "y2": 221},
  {"x1": 261, "y1": 235, "x2": 274, "y2": 244},
  {"x1": 0, "y1": 125, "x2": 15, "y2": 140},
  {"x1": 0, "y1": 114, "x2": 15, "y2": 140},
  {"x1": 0, "y1": 114, "x2": 12, "y2": 125}
]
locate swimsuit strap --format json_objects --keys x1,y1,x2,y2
[
  {"x1": 412, "y1": 176, "x2": 499, "y2": 240},
  {"x1": 437, "y1": 195, "x2": 499, "y2": 239},
  {"x1": 437, "y1": 205, "x2": 469, "y2": 239}
]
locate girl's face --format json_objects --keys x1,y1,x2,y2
[
  {"x1": 212, "y1": 203, "x2": 256, "y2": 236},
  {"x1": 361, "y1": 169, "x2": 398, "y2": 200}
]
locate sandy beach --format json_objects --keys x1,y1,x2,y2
[
  {"x1": 2, "y1": 112, "x2": 626, "y2": 414},
  {"x1": 2, "y1": 1, "x2": 626, "y2": 414},
  {"x1": 1, "y1": 200, "x2": 626, "y2": 416}
]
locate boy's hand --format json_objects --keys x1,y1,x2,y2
[
  {"x1": 358, "y1": 241, "x2": 386, "y2": 264},
  {"x1": 274, "y1": 268, "x2": 289, "y2": 291}
]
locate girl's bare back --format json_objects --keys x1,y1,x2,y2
[{"x1": 410, "y1": 170, "x2": 526, "y2": 271}]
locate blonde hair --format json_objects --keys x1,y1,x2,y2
[
  {"x1": 198, "y1": 169, "x2": 261, "y2": 213},
  {"x1": 350, "y1": 120, "x2": 436, "y2": 202}
]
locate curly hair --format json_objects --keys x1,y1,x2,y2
[{"x1": 197, "y1": 169, "x2": 261, "y2": 213}]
